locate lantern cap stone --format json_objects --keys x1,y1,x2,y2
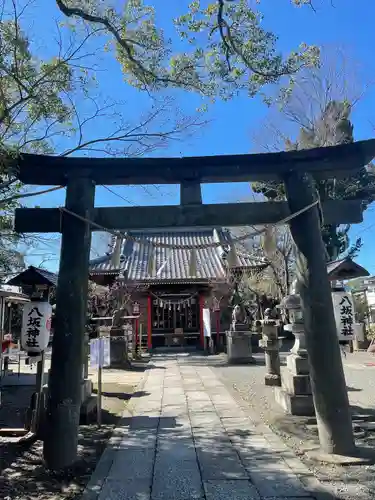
[{"x1": 281, "y1": 294, "x2": 301, "y2": 310}]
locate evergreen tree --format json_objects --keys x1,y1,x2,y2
[{"x1": 253, "y1": 100, "x2": 375, "y2": 261}]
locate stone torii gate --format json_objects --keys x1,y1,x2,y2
[{"x1": 14, "y1": 139, "x2": 375, "y2": 469}]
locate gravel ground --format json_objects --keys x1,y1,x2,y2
[
  {"x1": 0, "y1": 365, "x2": 146, "y2": 500},
  {"x1": 211, "y1": 344, "x2": 375, "y2": 500},
  {"x1": 0, "y1": 385, "x2": 34, "y2": 429},
  {"x1": 1, "y1": 425, "x2": 113, "y2": 500}
]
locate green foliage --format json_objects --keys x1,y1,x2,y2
[
  {"x1": 172, "y1": 0, "x2": 319, "y2": 100},
  {"x1": 0, "y1": 2, "x2": 79, "y2": 274},
  {"x1": 56, "y1": 0, "x2": 319, "y2": 100},
  {"x1": 0, "y1": 154, "x2": 24, "y2": 273},
  {"x1": 0, "y1": 19, "x2": 74, "y2": 153},
  {"x1": 253, "y1": 100, "x2": 375, "y2": 261},
  {"x1": 346, "y1": 237, "x2": 363, "y2": 260},
  {"x1": 2, "y1": 1, "x2": 206, "y2": 274},
  {"x1": 367, "y1": 323, "x2": 375, "y2": 341}
]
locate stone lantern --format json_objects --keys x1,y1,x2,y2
[
  {"x1": 283, "y1": 294, "x2": 307, "y2": 357},
  {"x1": 259, "y1": 316, "x2": 281, "y2": 386},
  {"x1": 275, "y1": 294, "x2": 315, "y2": 416}
]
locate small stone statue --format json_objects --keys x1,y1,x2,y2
[
  {"x1": 231, "y1": 304, "x2": 240, "y2": 332},
  {"x1": 264, "y1": 307, "x2": 272, "y2": 320}
]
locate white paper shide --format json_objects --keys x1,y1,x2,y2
[
  {"x1": 21, "y1": 301, "x2": 52, "y2": 352},
  {"x1": 203, "y1": 308, "x2": 211, "y2": 338}
]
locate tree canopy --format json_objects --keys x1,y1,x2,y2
[
  {"x1": 0, "y1": 0, "x2": 206, "y2": 273},
  {"x1": 55, "y1": 0, "x2": 320, "y2": 100}
]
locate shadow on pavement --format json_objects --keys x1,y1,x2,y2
[
  {"x1": 351, "y1": 404, "x2": 375, "y2": 421},
  {"x1": 129, "y1": 363, "x2": 166, "y2": 372},
  {"x1": 92, "y1": 389, "x2": 150, "y2": 401},
  {"x1": 100, "y1": 414, "x2": 324, "y2": 500},
  {"x1": 347, "y1": 386, "x2": 362, "y2": 392}
]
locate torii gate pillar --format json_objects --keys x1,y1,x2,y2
[
  {"x1": 284, "y1": 171, "x2": 355, "y2": 455},
  {"x1": 43, "y1": 176, "x2": 95, "y2": 469}
]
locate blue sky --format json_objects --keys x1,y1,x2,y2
[{"x1": 18, "y1": 0, "x2": 375, "y2": 273}]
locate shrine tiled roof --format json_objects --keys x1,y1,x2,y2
[{"x1": 89, "y1": 227, "x2": 266, "y2": 283}]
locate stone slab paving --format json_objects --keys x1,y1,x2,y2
[{"x1": 83, "y1": 354, "x2": 331, "y2": 500}]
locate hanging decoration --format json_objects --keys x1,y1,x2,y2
[
  {"x1": 132, "y1": 301, "x2": 140, "y2": 315},
  {"x1": 261, "y1": 226, "x2": 276, "y2": 258},
  {"x1": 149, "y1": 291, "x2": 199, "y2": 308},
  {"x1": 212, "y1": 296, "x2": 222, "y2": 312}
]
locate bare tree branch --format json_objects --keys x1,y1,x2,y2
[
  {"x1": 216, "y1": 0, "x2": 293, "y2": 78},
  {"x1": 55, "y1": 0, "x2": 196, "y2": 90},
  {"x1": 0, "y1": 185, "x2": 63, "y2": 206}
]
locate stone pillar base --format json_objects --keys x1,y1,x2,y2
[
  {"x1": 353, "y1": 338, "x2": 369, "y2": 351},
  {"x1": 275, "y1": 387, "x2": 315, "y2": 416},
  {"x1": 226, "y1": 331, "x2": 255, "y2": 364},
  {"x1": 282, "y1": 370, "x2": 311, "y2": 395},
  {"x1": 265, "y1": 373, "x2": 281, "y2": 387},
  {"x1": 109, "y1": 337, "x2": 130, "y2": 368},
  {"x1": 276, "y1": 353, "x2": 315, "y2": 416},
  {"x1": 286, "y1": 353, "x2": 309, "y2": 375},
  {"x1": 79, "y1": 379, "x2": 97, "y2": 424}
]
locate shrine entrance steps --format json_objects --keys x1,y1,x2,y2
[
  {"x1": 151, "y1": 345, "x2": 200, "y2": 354},
  {"x1": 82, "y1": 354, "x2": 326, "y2": 500}
]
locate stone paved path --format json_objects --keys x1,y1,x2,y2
[{"x1": 84, "y1": 354, "x2": 329, "y2": 500}]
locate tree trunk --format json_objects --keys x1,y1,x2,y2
[{"x1": 283, "y1": 171, "x2": 355, "y2": 455}]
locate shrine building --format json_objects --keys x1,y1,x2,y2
[{"x1": 89, "y1": 227, "x2": 267, "y2": 349}]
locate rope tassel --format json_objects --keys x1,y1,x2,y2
[
  {"x1": 147, "y1": 244, "x2": 155, "y2": 277},
  {"x1": 227, "y1": 242, "x2": 238, "y2": 268},
  {"x1": 261, "y1": 226, "x2": 277, "y2": 258},
  {"x1": 189, "y1": 249, "x2": 197, "y2": 277}
]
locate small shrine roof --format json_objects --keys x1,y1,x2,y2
[
  {"x1": 7, "y1": 266, "x2": 58, "y2": 287},
  {"x1": 327, "y1": 258, "x2": 369, "y2": 281}
]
